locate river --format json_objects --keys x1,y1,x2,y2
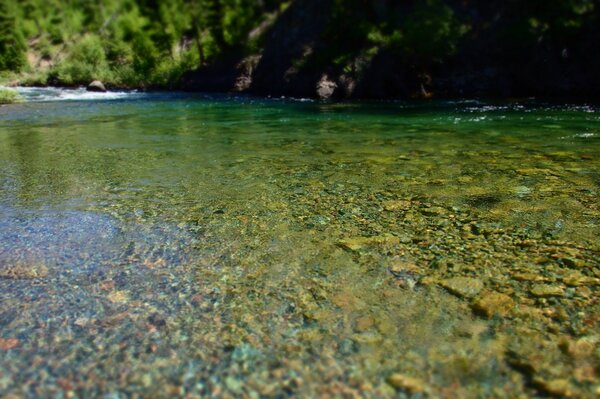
[{"x1": 0, "y1": 88, "x2": 598, "y2": 397}]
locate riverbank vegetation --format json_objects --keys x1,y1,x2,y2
[
  {"x1": 0, "y1": 0, "x2": 288, "y2": 88},
  {"x1": 1, "y1": 0, "x2": 598, "y2": 97},
  {"x1": 0, "y1": 87, "x2": 22, "y2": 104}
]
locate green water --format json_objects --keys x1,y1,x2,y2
[{"x1": 0, "y1": 92, "x2": 598, "y2": 398}]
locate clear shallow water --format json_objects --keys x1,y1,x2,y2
[{"x1": 0, "y1": 89, "x2": 598, "y2": 397}]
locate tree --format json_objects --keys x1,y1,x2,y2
[{"x1": 0, "y1": 0, "x2": 27, "y2": 71}]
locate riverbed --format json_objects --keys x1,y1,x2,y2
[{"x1": 0, "y1": 89, "x2": 598, "y2": 397}]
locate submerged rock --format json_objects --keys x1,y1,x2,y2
[
  {"x1": 530, "y1": 284, "x2": 565, "y2": 298},
  {"x1": 386, "y1": 374, "x2": 426, "y2": 393},
  {"x1": 337, "y1": 235, "x2": 400, "y2": 251},
  {"x1": 533, "y1": 378, "x2": 576, "y2": 398},
  {"x1": 0, "y1": 262, "x2": 49, "y2": 279},
  {"x1": 440, "y1": 277, "x2": 484, "y2": 299},
  {"x1": 472, "y1": 291, "x2": 514, "y2": 318},
  {"x1": 389, "y1": 260, "x2": 421, "y2": 288},
  {"x1": 0, "y1": 338, "x2": 19, "y2": 350},
  {"x1": 382, "y1": 200, "x2": 412, "y2": 211},
  {"x1": 87, "y1": 80, "x2": 107, "y2": 92},
  {"x1": 107, "y1": 290, "x2": 129, "y2": 303}
]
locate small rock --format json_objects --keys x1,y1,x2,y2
[
  {"x1": 512, "y1": 272, "x2": 547, "y2": 282},
  {"x1": 562, "y1": 271, "x2": 598, "y2": 287},
  {"x1": 530, "y1": 284, "x2": 564, "y2": 298},
  {"x1": 389, "y1": 260, "x2": 421, "y2": 288},
  {"x1": 472, "y1": 291, "x2": 514, "y2": 318},
  {"x1": 107, "y1": 290, "x2": 129, "y2": 303},
  {"x1": 0, "y1": 262, "x2": 49, "y2": 279},
  {"x1": 533, "y1": 378, "x2": 575, "y2": 398},
  {"x1": 516, "y1": 168, "x2": 553, "y2": 176},
  {"x1": 87, "y1": 80, "x2": 107, "y2": 92},
  {"x1": 421, "y1": 206, "x2": 447, "y2": 216},
  {"x1": 560, "y1": 336, "x2": 598, "y2": 360},
  {"x1": 440, "y1": 277, "x2": 484, "y2": 298},
  {"x1": 0, "y1": 338, "x2": 19, "y2": 350},
  {"x1": 74, "y1": 317, "x2": 89, "y2": 327},
  {"x1": 382, "y1": 200, "x2": 412, "y2": 211},
  {"x1": 148, "y1": 313, "x2": 167, "y2": 328},
  {"x1": 337, "y1": 235, "x2": 399, "y2": 251},
  {"x1": 355, "y1": 315, "x2": 374, "y2": 332},
  {"x1": 351, "y1": 332, "x2": 382, "y2": 344},
  {"x1": 558, "y1": 256, "x2": 584, "y2": 268},
  {"x1": 386, "y1": 374, "x2": 426, "y2": 393}
]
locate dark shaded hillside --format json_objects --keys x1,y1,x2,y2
[
  {"x1": 184, "y1": 0, "x2": 600, "y2": 99},
  {"x1": 2, "y1": 0, "x2": 599, "y2": 99}
]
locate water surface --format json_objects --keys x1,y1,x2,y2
[{"x1": 0, "y1": 89, "x2": 598, "y2": 397}]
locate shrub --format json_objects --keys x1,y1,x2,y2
[
  {"x1": 0, "y1": 0, "x2": 27, "y2": 72},
  {"x1": 0, "y1": 87, "x2": 22, "y2": 104},
  {"x1": 55, "y1": 34, "x2": 111, "y2": 85}
]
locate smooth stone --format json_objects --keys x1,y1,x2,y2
[
  {"x1": 382, "y1": 200, "x2": 411, "y2": 211},
  {"x1": 337, "y1": 235, "x2": 400, "y2": 251},
  {"x1": 533, "y1": 378, "x2": 575, "y2": 398},
  {"x1": 530, "y1": 284, "x2": 565, "y2": 298},
  {"x1": 316, "y1": 75, "x2": 337, "y2": 99},
  {"x1": 472, "y1": 291, "x2": 514, "y2": 318},
  {"x1": 0, "y1": 338, "x2": 20, "y2": 350},
  {"x1": 421, "y1": 206, "x2": 447, "y2": 216},
  {"x1": 440, "y1": 277, "x2": 484, "y2": 298},
  {"x1": 562, "y1": 271, "x2": 598, "y2": 287},
  {"x1": 0, "y1": 262, "x2": 49, "y2": 279},
  {"x1": 386, "y1": 374, "x2": 426, "y2": 393},
  {"x1": 107, "y1": 290, "x2": 129, "y2": 303}
]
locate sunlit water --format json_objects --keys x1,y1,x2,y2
[{"x1": 0, "y1": 89, "x2": 598, "y2": 397}]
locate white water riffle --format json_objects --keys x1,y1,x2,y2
[{"x1": 14, "y1": 86, "x2": 145, "y2": 102}]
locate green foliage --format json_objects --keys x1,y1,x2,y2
[
  {"x1": 0, "y1": 0, "x2": 27, "y2": 72},
  {"x1": 327, "y1": 0, "x2": 468, "y2": 70},
  {"x1": 390, "y1": 0, "x2": 468, "y2": 66},
  {"x1": 2, "y1": 0, "x2": 597, "y2": 89},
  {"x1": 0, "y1": 87, "x2": 22, "y2": 104},
  {"x1": 3, "y1": 0, "x2": 286, "y2": 87},
  {"x1": 497, "y1": 0, "x2": 597, "y2": 58},
  {"x1": 55, "y1": 35, "x2": 111, "y2": 85}
]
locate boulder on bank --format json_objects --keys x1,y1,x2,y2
[
  {"x1": 87, "y1": 80, "x2": 106, "y2": 92},
  {"x1": 316, "y1": 75, "x2": 337, "y2": 100}
]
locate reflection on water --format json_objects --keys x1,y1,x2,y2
[{"x1": 0, "y1": 93, "x2": 598, "y2": 397}]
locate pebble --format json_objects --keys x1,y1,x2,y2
[
  {"x1": 386, "y1": 374, "x2": 426, "y2": 393},
  {"x1": 562, "y1": 271, "x2": 598, "y2": 287},
  {"x1": 472, "y1": 291, "x2": 514, "y2": 318},
  {"x1": 530, "y1": 284, "x2": 565, "y2": 298},
  {"x1": 382, "y1": 200, "x2": 411, "y2": 211},
  {"x1": 0, "y1": 338, "x2": 19, "y2": 350},
  {"x1": 0, "y1": 262, "x2": 49, "y2": 279},
  {"x1": 533, "y1": 378, "x2": 575, "y2": 398},
  {"x1": 440, "y1": 277, "x2": 484, "y2": 298},
  {"x1": 107, "y1": 290, "x2": 129, "y2": 303},
  {"x1": 337, "y1": 235, "x2": 400, "y2": 251}
]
